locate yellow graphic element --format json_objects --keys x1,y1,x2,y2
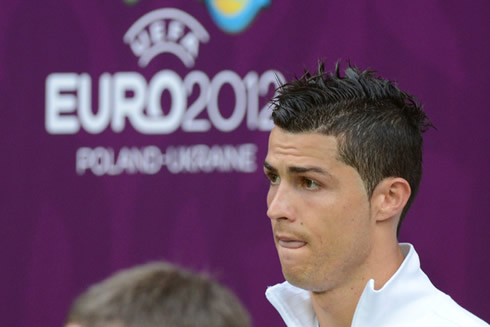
[{"x1": 214, "y1": 0, "x2": 248, "y2": 15}]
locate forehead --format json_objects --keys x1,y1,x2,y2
[{"x1": 266, "y1": 127, "x2": 339, "y2": 166}]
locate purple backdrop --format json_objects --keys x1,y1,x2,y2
[{"x1": 1, "y1": 1, "x2": 489, "y2": 326}]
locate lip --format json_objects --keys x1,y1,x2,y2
[{"x1": 276, "y1": 235, "x2": 307, "y2": 249}]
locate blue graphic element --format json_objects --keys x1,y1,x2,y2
[{"x1": 204, "y1": 0, "x2": 270, "y2": 34}]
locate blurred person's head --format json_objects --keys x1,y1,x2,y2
[{"x1": 65, "y1": 262, "x2": 250, "y2": 327}]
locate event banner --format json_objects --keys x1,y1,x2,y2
[{"x1": 1, "y1": 1, "x2": 489, "y2": 326}]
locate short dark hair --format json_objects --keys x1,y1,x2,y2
[
  {"x1": 65, "y1": 262, "x2": 251, "y2": 327},
  {"x1": 270, "y1": 60, "x2": 433, "y2": 233}
]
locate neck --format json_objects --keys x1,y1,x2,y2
[
  {"x1": 310, "y1": 282, "x2": 364, "y2": 327},
  {"x1": 311, "y1": 237, "x2": 404, "y2": 327}
]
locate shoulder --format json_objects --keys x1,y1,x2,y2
[
  {"x1": 425, "y1": 292, "x2": 488, "y2": 327},
  {"x1": 378, "y1": 244, "x2": 488, "y2": 327},
  {"x1": 392, "y1": 292, "x2": 489, "y2": 327}
]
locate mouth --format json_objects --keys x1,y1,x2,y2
[{"x1": 276, "y1": 235, "x2": 307, "y2": 249}]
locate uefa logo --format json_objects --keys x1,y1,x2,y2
[{"x1": 124, "y1": 8, "x2": 210, "y2": 67}]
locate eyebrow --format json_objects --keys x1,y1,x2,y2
[
  {"x1": 264, "y1": 161, "x2": 332, "y2": 177},
  {"x1": 263, "y1": 161, "x2": 277, "y2": 172}
]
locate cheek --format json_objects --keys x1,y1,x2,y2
[
  {"x1": 335, "y1": 203, "x2": 372, "y2": 251},
  {"x1": 313, "y1": 200, "x2": 369, "y2": 243}
]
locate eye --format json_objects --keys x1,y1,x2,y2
[
  {"x1": 301, "y1": 177, "x2": 320, "y2": 190},
  {"x1": 266, "y1": 173, "x2": 280, "y2": 185}
]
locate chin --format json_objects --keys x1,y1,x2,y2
[
  {"x1": 282, "y1": 268, "x2": 328, "y2": 292},
  {"x1": 282, "y1": 267, "x2": 309, "y2": 288},
  {"x1": 285, "y1": 276, "x2": 318, "y2": 291}
]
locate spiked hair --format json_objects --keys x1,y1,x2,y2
[{"x1": 271, "y1": 61, "x2": 433, "y2": 234}]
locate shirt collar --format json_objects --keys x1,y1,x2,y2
[
  {"x1": 266, "y1": 279, "x2": 318, "y2": 327},
  {"x1": 265, "y1": 243, "x2": 434, "y2": 327}
]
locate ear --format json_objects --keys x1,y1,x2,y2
[{"x1": 370, "y1": 177, "x2": 411, "y2": 224}]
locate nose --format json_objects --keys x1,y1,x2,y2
[{"x1": 267, "y1": 183, "x2": 295, "y2": 221}]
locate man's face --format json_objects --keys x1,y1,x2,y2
[{"x1": 264, "y1": 127, "x2": 375, "y2": 292}]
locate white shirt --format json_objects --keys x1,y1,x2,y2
[{"x1": 266, "y1": 244, "x2": 488, "y2": 327}]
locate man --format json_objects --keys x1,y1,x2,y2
[
  {"x1": 65, "y1": 261, "x2": 250, "y2": 327},
  {"x1": 263, "y1": 61, "x2": 488, "y2": 327}
]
